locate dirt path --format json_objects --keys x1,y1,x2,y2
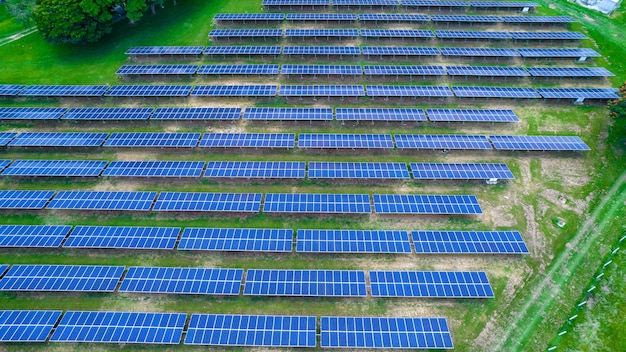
[
  {"x1": 493, "y1": 170, "x2": 626, "y2": 351},
  {"x1": 0, "y1": 26, "x2": 38, "y2": 47}
]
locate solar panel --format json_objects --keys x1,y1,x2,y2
[
  {"x1": 298, "y1": 134, "x2": 394, "y2": 148},
  {"x1": 185, "y1": 314, "x2": 317, "y2": 347},
  {"x1": 151, "y1": 107, "x2": 241, "y2": 120},
  {"x1": 360, "y1": 29, "x2": 435, "y2": 39},
  {"x1": 119, "y1": 267, "x2": 244, "y2": 295},
  {"x1": 104, "y1": 132, "x2": 200, "y2": 147},
  {"x1": 286, "y1": 13, "x2": 357, "y2": 21},
  {"x1": 243, "y1": 107, "x2": 332, "y2": 121},
  {"x1": 104, "y1": 85, "x2": 191, "y2": 97},
  {"x1": 263, "y1": 193, "x2": 372, "y2": 213},
  {"x1": 440, "y1": 47, "x2": 520, "y2": 57},
  {"x1": 62, "y1": 107, "x2": 153, "y2": 121},
  {"x1": 191, "y1": 85, "x2": 277, "y2": 97},
  {"x1": 336, "y1": 108, "x2": 427, "y2": 121},
  {"x1": 0, "y1": 310, "x2": 63, "y2": 342},
  {"x1": 125, "y1": 46, "x2": 204, "y2": 55},
  {"x1": 64, "y1": 226, "x2": 180, "y2": 249},
  {"x1": 197, "y1": 64, "x2": 279, "y2": 75},
  {"x1": 199, "y1": 133, "x2": 295, "y2": 148},
  {"x1": 244, "y1": 269, "x2": 367, "y2": 296},
  {"x1": 363, "y1": 65, "x2": 446, "y2": 76},
  {"x1": 501, "y1": 15, "x2": 575, "y2": 23},
  {"x1": 153, "y1": 192, "x2": 262, "y2": 212},
  {"x1": 283, "y1": 46, "x2": 361, "y2": 56},
  {"x1": 2, "y1": 160, "x2": 107, "y2": 177},
  {"x1": 0, "y1": 85, "x2": 26, "y2": 96},
  {"x1": 321, "y1": 316, "x2": 453, "y2": 349},
  {"x1": 0, "y1": 107, "x2": 67, "y2": 120},
  {"x1": 280, "y1": 85, "x2": 365, "y2": 97},
  {"x1": 436, "y1": 30, "x2": 511, "y2": 39},
  {"x1": 370, "y1": 270, "x2": 494, "y2": 298},
  {"x1": 0, "y1": 132, "x2": 18, "y2": 146},
  {"x1": 8, "y1": 132, "x2": 108, "y2": 147},
  {"x1": 470, "y1": 1, "x2": 539, "y2": 8},
  {"x1": 0, "y1": 225, "x2": 71, "y2": 248},
  {"x1": 402, "y1": 0, "x2": 467, "y2": 7},
  {"x1": 527, "y1": 67, "x2": 614, "y2": 77},
  {"x1": 426, "y1": 108, "x2": 519, "y2": 122},
  {"x1": 395, "y1": 134, "x2": 493, "y2": 149},
  {"x1": 431, "y1": 15, "x2": 502, "y2": 23},
  {"x1": 0, "y1": 190, "x2": 55, "y2": 209},
  {"x1": 517, "y1": 47, "x2": 600, "y2": 58},
  {"x1": 102, "y1": 161, "x2": 205, "y2": 178},
  {"x1": 489, "y1": 135, "x2": 591, "y2": 151},
  {"x1": 308, "y1": 162, "x2": 410, "y2": 179},
  {"x1": 452, "y1": 86, "x2": 541, "y2": 98},
  {"x1": 116, "y1": 65, "x2": 198, "y2": 75},
  {"x1": 0, "y1": 160, "x2": 10, "y2": 172},
  {"x1": 446, "y1": 65, "x2": 529, "y2": 77},
  {"x1": 204, "y1": 161, "x2": 306, "y2": 179},
  {"x1": 358, "y1": 14, "x2": 429, "y2": 22},
  {"x1": 366, "y1": 85, "x2": 453, "y2": 97},
  {"x1": 209, "y1": 29, "x2": 284, "y2": 38},
  {"x1": 215, "y1": 13, "x2": 285, "y2": 21},
  {"x1": 334, "y1": 0, "x2": 399, "y2": 5},
  {"x1": 50, "y1": 311, "x2": 186, "y2": 344},
  {"x1": 296, "y1": 229, "x2": 411, "y2": 253},
  {"x1": 178, "y1": 228, "x2": 293, "y2": 252},
  {"x1": 373, "y1": 194, "x2": 483, "y2": 214},
  {"x1": 411, "y1": 163, "x2": 514, "y2": 180},
  {"x1": 281, "y1": 65, "x2": 363, "y2": 76},
  {"x1": 536, "y1": 88, "x2": 618, "y2": 99},
  {"x1": 46, "y1": 191, "x2": 157, "y2": 211},
  {"x1": 18, "y1": 85, "x2": 109, "y2": 97},
  {"x1": 285, "y1": 29, "x2": 359, "y2": 38},
  {"x1": 0, "y1": 265, "x2": 124, "y2": 292},
  {"x1": 264, "y1": 0, "x2": 331, "y2": 5},
  {"x1": 412, "y1": 230, "x2": 529, "y2": 254},
  {"x1": 203, "y1": 46, "x2": 282, "y2": 56},
  {"x1": 510, "y1": 31, "x2": 586, "y2": 40}
]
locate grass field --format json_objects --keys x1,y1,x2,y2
[{"x1": 0, "y1": 0, "x2": 625, "y2": 350}]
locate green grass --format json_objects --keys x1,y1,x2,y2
[{"x1": 0, "y1": 4, "x2": 26, "y2": 39}]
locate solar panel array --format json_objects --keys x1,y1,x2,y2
[
  {"x1": 191, "y1": 85, "x2": 277, "y2": 97},
  {"x1": 263, "y1": 193, "x2": 372, "y2": 213},
  {"x1": 281, "y1": 64, "x2": 363, "y2": 76},
  {"x1": 46, "y1": 191, "x2": 157, "y2": 211},
  {"x1": 336, "y1": 108, "x2": 427, "y2": 121},
  {"x1": 119, "y1": 267, "x2": 244, "y2": 295},
  {"x1": 536, "y1": 88, "x2": 619, "y2": 99},
  {"x1": 286, "y1": 13, "x2": 357, "y2": 21},
  {"x1": 125, "y1": 46, "x2": 204, "y2": 55},
  {"x1": 297, "y1": 229, "x2": 412, "y2": 253},
  {"x1": 116, "y1": 65, "x2": 198, "y2": 75},
  {"x1": 244, "y1": 269, "x2": 367, "y2": 296},
  {"x1": 298, "y1": 134, "x2": 394, "y2": 149},
  {"x1": 243, "y1": 107, "x2": 333, "y2": 121},
  {"x1": 453, "y1": 86, "x2": 541, "y2": 98},
  {"x1": 209, "y1": 29, "x2": 284, "y2": 38},
  {"x1": 279, "y1": 85, "x2": 365, "y2": 97},
  {"x1": 510, "y1": 31, "x2": 586, "y2": 40},
  {"x1": 370, "y1": 270, "x2": 494, "y2": 297},
  {"x1": 215, "y1": 13, "x2": 285, "y2": 21},
  {"x1": 19, "y1": 85, "x2": 109, "y2": 97},
  {"x1": 284, "y1": 45, "x2": 361, "y2": 56},
  {"x1": 367, "y1": 85, "x2": 453, "y2": 97},
  {"x1": 203, "y1": 46, "x2": 282, "y2": 55},
  {"x1": 447, "y1": 65, "x2": 529, "y2": 77},
  {"x1": 426, "y1": 108, "x2": 519, "y2": 122},
  {"x1": 151, "y1": 107, "x2": 241, "y2": 120},
  {"x1": 9, "y1": 132, "x2": 108, "y2": 147},
  {"x1": 103, "y1": 132, "x2": 200, "y2": 147},
  {"x1": 104, "y1": 85, "x2": 192, "y2": 97},
  {"x1": 178, "y1": 228, "x2": 293, "y2": 252},
  {"x1": 410, "y1": 163, "x2": 515, "y2": 180},
  {"x1": 64, "y1": 226, "x2": 180, "y2": 249},
  {"x1": 489, "y1": 135, "x2": 591, "y2": 151},
  {"x1": 412, "y1": 230, "x2": 529, "y2": 254},
  {"x1": 204, "y1": 161, "x2": 306, "y2": 179},
  {"x1": 62, "y1": 107, "x2": 153, "y2": 121},
  {"x1": 373, "y1": 194, "x2": 483, "y2": 214},
  {"x1": 0, "y1": 190, "x2": 55, "y2": 209},
  {"x1": 0, "y1": 265, "x2": 124, "y2": 292},
  {"x1": 395, "y1": 134, "x2": 492, "y2": 149},
  {"x1": 197, "y1": 64, "x2": 279, "y2": 75},
  {"x1": 199, "y1": 133, "x2": 295, "y2": 148},
  {"x1": 0, "y1": 310, "x2": 63, "y2": 342},
  {"x1": 527, "y1": 67, "x2": 614, "y2": 77},
  {"x1": 0, "y1": 85, "x2": 26, "y2": 96},
  {"x1": 308, "y1": 162, "x2": 410, "y2": 179},
  {"x1": 102, "y1": 161, "x2": 205, "y2": 178},
  {"x1": 0, "y1": 107, "x2": 66, "y2": 120},
  {"x1": 2, "y1": 160, "x2": 107, "y2": 177},
  {"x1": 0, "y1": 132, "x2": 17, "y2": 146},
  {"x1": 0, "y1": 225, "x2": 71, "y2": 248},
  {"x1": 153, "y1": 192, "x2": 262, "y2": 212}
]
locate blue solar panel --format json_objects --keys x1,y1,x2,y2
[
  {"x1": 203, "y1": 46, "x2": 282, "y2": 56},
  {"x1": 287, "y1": 13, "x2": 357, "y2": 21},
  {"x1": 116, "y1": 65, "x2": 198, "y2": 75},
  {"x1": 431, "y1": 15, "x2": 502, "y2": 23},
  {"x1": 436, "y1": 30, "x2": 510, "y2": 39},
  {"x1": 285, "y1": 29, "x2": 359, "y2": 38},
  {"x1": 0, "y1": 85, "x2": 26, "y2": 96},
  {"x1": 204, "y1": 161, "x2": 306, "y2": 179},
  {"x1": 296, "y1": 229, "x2": 411, "y2": 253},
  {"x1": 298, "y1": 134, "x2": 394, "y2": 149},
  {"x1": 281, "y1": 65, "x2": 362, "y2": 76},
  {"x1": 283, "y1": 46, "x2": 361, "y2": 56},
  {"x1": 411, "y1": 163, "x2": 514, "y2": 180},
  {"x1": 104, "y1": 85, "x2": 191, "y2": 97},
  {"x1": 280, "y1": 85, "x2": 365, "y2": 97},
  {"x1": 199, "y1": 133, "x2": 295, "y2": 148},
  {"x1": 244, "y1": 269, "x2": 367, "y2": 296},
  {"x1": 0, "y1": 190, "x2": 55, "y2": 209},
  {"x1": 441, "y1": 47, "x2": 520, "y2": 57},
  {"x1": 191, "y1": 85, "x2": 277, "y2": 97},
  {"x1": 0, "y1": 265, "x2": 124, "y2": 292},
  {"x1": 527, "y1": 67, "x2": 614, "y2": 77},
  {"x1": 370, "y1": 270, "x2": 494, "y2": 298},
  {"x1": 50, "y1": 311, "x2": 186, "y2": 344},
  {"x1": 402, "y1": 0, "x2": 467, "y2": 7},
  {"x1": 178, "y1": 228, "x2": 293, "y2": 252},
  {"x1": 334, "y1": 0, "x2": 399, "y2": 5},
  {"x1": 0, "y1": 310, "x2": 62, "y2": 342},
  {"x1": 336, "y1": 108, "x2": 427, "y2": 121},
  {"x1": 489, "y1": 135, "x2": 590, "y2": 151},
  {"x1": 321, "y1": 316, "x2": 453, "y2": 349},
  {"x1": 151, "y1": 107, "x2": 241, "y2": 120},
  {"x1": 412, "y1": 230, "x2": 529, "y2": 254},
  {"x1": 366, "y1": 85, "x2": 453, "y2": 97},
  {"x1": 104, "y1": 132, "x2": 200, "y2": 147},
  {"x1": 517, "y1": 47, "x2": 600, "y2": 58},
  {"x1": 197, "y1": 64, "x2": 279, "y2": 75},
  {"x1": 395, "y1": 134, "x2": 493, "y2": 150},
  {"x1": 0, "y1": 160, "x2": 10, "y2": 172},
  {"x1": 243, "y1": 107, "x2": 333, "y2": 121},
  {"x1": 126, "y1": 46, "x2": 204, "y2": 55},
  {"x1": 359, "y1": 14, "x2": 429, "y2": 22},
  {"x1": 185, "y1": 314, "x2": 317, "y2": 347},
  {"x1": 0, "y1": 107, "x2": 66, "y2": 120},
  {"x1": 510, "y1": 31, "x2": 585, "y2": 40},
  {"x1": 215, "y1": 13, "x2": 285, "y2": 21},
  {"x1": 46, "y1": 191, "x2": 157, "y2": 211},
  {"x1": 536, "y1": 88, "x2": 618, "y2": 99},
  {"x1": 501, "y1": 15, "x2": 575, "y2": 23},
  {"x1": 102, "y1": 161, "x2": 205, "y2": 178},
  {"x1": 373, "y1": 194, "x2": 483, "y2": 214},
  {"x1": 119, "y1": 267, "x2": 244, "y2": 295},
  {"x1": 0, "y1": 132, "x2": 18, "y2": 146},
  {"x1": 153, "y1": 192, "x2": 262, "y2": 212},
  {"x1": 308, "y1": 162, "x2": 410, "y2": 179},
  {"x1": 8, "y1": 132, "x2": 108, "y2": 147},
  {"x1": 2, "y1": 160, "x2": 107, "y2": 177},
  {"x1": 360, "y1": 29, "x2": 435, "y2": 38},
  {"x1": 471, "y1": 1, "x2": 539, "y2": 8},
  {"x1": 264, "y1": 0, "x2": 330, "y2": 5},
  {"x1": 453, "y1": 86, "x2": 541, "y2": 98},
  {"x1": 19, "y1": 85, "x2": 109, "y2": 97},
  {"x1": 446, "y1": 66, "x2": 529, "y2": 77},
  {"x1": 263, "y1": 193, "x2": 372, "y2": 213},
  {"x1": 426, "y1": 108, "x2": 519, "y2": 122},
  {"x1": 64, "y1": 226, "x2": 180, "y2": 249},
  {"x1": 62, "y1": 107, "x2": 153, "y2": 121},
  {"x1": 0, "y1": 225, "x2": 71, "y2": 248},
  {"x1": 363, "y1": 65, "x2": 446, "y2": 76},
  {"x1": 362, "y1": 46, "x2": 441, "y2": 57},
  {"x1": 209, "y1": 29, "x2": 283, "y2": 38}
]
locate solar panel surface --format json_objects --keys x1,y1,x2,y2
[
  {"x1": 0, "y1": 265, "x2": 124, "y2": 292},
  {"x1": 435, "y1": 30, "x2": 510, "y2": 39},
  {"x1": 203, "y1": 46, "x2": 282, "y2": 55},
  {"x1": 370, "y1": 270, "x2": 494, "y2": 297},
  {"x1": 279, "y1": 85, "x2": 365, "y2": 96},
  {"x1": 204, "y1": 161, "x2": 306, "y2": 179},
  {"x1": 0, "y1": 160, "x2": 10, "y2": 172},
  {"x1": 64, "y1": 226, "x2": 180, "y2": 249},
  {"x1": 2, "y1": 160, "x2": 107, "y2": 177},
  {"x1": 510, "y1": 31, "x2": 586, "y2": 40},
  {"x1": 373, "y1": 194, "x2": 483, "y2": 214},
  {"x1": 153, "y1": 192, "x2": 262, "y2": 212},
  {"x1": 215, "y1": 13, "x2": 285, "y2": 21},
  {"x1": 410, "y1": 162, "x2": 514, "y2": 180},
  {"x1": 446, "y1": 65, "x2": 529, "y2": 77},
  {"x1": 359, "y1": 14, "x2": 429, "y2": 21},
  {"x1": 8, "y1": 132, "x2": 108, "y2": 147},
  {"x1": 286, "y1": 13, "x2": 357, "y2": 21},
  {"x1": 285, "y1": 29, "x2": 359, "y2": 37},
  {"x1": 119, "y1": 267, "x2": 244, "y2": 295},
  {"x1": 19, "y1": 85, "x2": 109, "y2": 97},
  {"x1": 308, "y1": 162, "x2": 410, "y2": 179},
  {"x1": 0, "y1": 132, "x2": 18, "y2": 146},
  {"x1": 363, "y1": 65, "x2": 446, "y2": 76},
  {"x1": 0, "y1": 107, "x2": 67, "y2": 120},
  {"x1": 283, "y1": 46, "x2": 361, "y2": 55},
  {"x1": 431, "y1": 15, "x2": 502, "y2": 23},
  {"x1": 178, "y1": 228, "x2": 293, "y2": 252},
  {"x1": 103, "y1": 132, "x2": 200, "y2": 147},
  {"x1": 366, "y1": 85, "x2": 453, "y2": 97},
  {"x1": 191, "y1": 85, "x2": 277, "y2": 96},
  {"x1": 296, "y1": 229, "x2": 412, "y2": 253},
  {"x1": 281, "y1": 65, "x2": 362, "y2": 75},
  {"x1": 360, "y1": 29, "x2": 435, "y2": 38},
  {"x1": 440, "y1": 47, "x2": 520, "y2": 57},
  {"x1": 197, "y1": 64, "x2": 279, "y2": 75},
  {"x1": 470, "y1": 1, "x2": 539, "y2": 7},
  {"x1": 536, "y1": 88, "x2": 618, "y2": 99},
  {"x1": 426, "y1": 108, "x2": 519, "y2": 122},
  {"x1": 361, "y1": 46, "x2": 440, "y2": 56},
  {"x1": 46, "y1": 191, "x2": 157, "y2": 211},
  {"x1": 0, "y1": 190, "x2": 55, "y2": 210},
  {"x1": 489, "y1": 135, "x2": 591, "y2": 151},
  {"x1": 402, "y1": 0, "x2": 467, "y2": 6},
  {"x1": 151, "y1": 107, "x2": 241, "y2": 120},
  {"x1": 335, "y1": 108, "x2": 427, "y2": 121},
  {"x1": 116, "y1": 65, "x2": 198, "y2": 75},
  {"x1": 102, "y1": 161, "x2": 205, "y2": 178},
  {"x1": 243, "y1": 107, "x2": 332, "y2": 121},
  {"x1": 244, "y1": 269, "x2": 367, "y2": 296},
  {"x1": 452, "y1": 86, "x2": 541, "y2": 98},
  {"x1": 62, "y1": 107, "x2": 153, "y2": 121},
  {"x1": 0, "y1": 310, "x2": 63, "y2": 342},
  {"x1": 526, "y1": 67, "x2": 614, "y2": 77},
  {"x1": 395, "y1": 134, "x2": 493, "y2": 149},
  {"x1": 263, "y1": 193, "x2": 372, "y2": 213},
  {"x1": 516, "y1": 47, "x2": 600, "y2": 57},
  {"x1": 209, "y1": 29, "x2": 284, "y2": 38},
  {"x1": 299, "y1": 133, "x2": 394, "y2": 149},
  {"x1": 104, "y1": 85, "x2": 191, "y2": 97},
  {"x1": 0, "y1": 85, "x2": 26, "y2": 96},
  {"x1": 0, "y1": 225, "x2": 71, "y2": 248},
  {"x1": 125, "y1": 46, "x2": 204, "y2": 55},
  {"x1": 263, "y1": 0, "x2": 331, "y2": 5},
  {"x1": 334, "y1": 0, "x2": 399, "y2": 5},
  {"x1": 199, "y1": 133, "x2": 295, "y2": 148},
  {"x1": 412, "y1": 230, "x2": 529, "y2": 254},
  {"x1": 501, "y1": 15, "x2": 574, "y2": 23}
]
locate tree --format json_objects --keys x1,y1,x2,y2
[
  {"x1": 34, "y1": 0, "x2": 113, "y2": 44},
  {"x1": 124, "y1": 0, "x2": 148, "y2": 24},
  {"x1": 5, "y1": 0, "x2": 36, "y2": 28},
  {"x1": 149, "y1": 0, "x2": 165, "y2": 14},
  {"x1": 608, "y1": 82, "x2": 626, "y2": 119}
]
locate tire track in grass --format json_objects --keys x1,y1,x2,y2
[{"x1": 0, "y1": 26, "x2": 37, "y2": 47}]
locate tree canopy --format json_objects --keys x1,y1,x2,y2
[
  {"x1": 608, "y1": 82, "x2": 626, "y2": 119},
  {"x1": 5, "y1": 0, "x2": 37, "y2": 28}
]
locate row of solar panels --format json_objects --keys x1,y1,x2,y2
[
  {"x1": 262, "y1": 0, "x2": 539, "y2": 9},
  {"x1": 0, "y1": 84, "x2": 617, "y2": 99},
  {"x1": 0, "y1": 225, "x2": 528, "y2": 253},
  {"x1": 0, "y1": 264, "x2": 495, "y2": 299},
  {"x1": 0, "y1": 132, "x2": 591, "y2": 151},
  {"x1": 116, "y1": 64, "x2": 614, "y2": 78},
  {"x1": 0, "y1": 190, "x2": 482, "y2": 214},
  {"x1": 0, "y1": 310, "x2": 453, "y2": 348}
]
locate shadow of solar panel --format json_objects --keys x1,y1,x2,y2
[
  {"x1": 18, "y1": 85, "x2": 109, "y2": 97},
  {"x1": 151, "y1": 107, "x2": 241, "y2": 120},
  {"x1": 283, "y1": 46, "x2": 361, "y2": 56},
  {"x1": 440, "y1": 47, "x2": 519, "y2": 57},
  {"x1": 116, "y1": 65, "x2": 198, "y2": 75},
  {"x1": 426, "y1": 108, "x2": 519, "y2": 122},
  {"x1": 243, "y1": 107, "x2": 332, "y2": 121},
  {"x1": 470, "y1": 1, "x2": 539, "y2": 7},
  {"x1": 431, "y1": 15, "x2": 501, "y2": 22},
  {"x1": 436, "y1": 30, "x2": 510, "y2": 39},
  {"x1": 363, "y1": 65, "x2": 446, "y2": 76},
  {"x1": 0, "y1": 85, "x2": 26, "y2": 96},
  {"x1": 412, "y1": 230, "x2": 529, "y2": 254},
  {"x1": 153, "y1": 192, "x2": 262, "y2": 212},
  {"x1": 263, "y1": 193, "x2": 372, "y2": 213},
  {"x1": 370, "y1": 270, "x2": 494, "y2": 298},
  {"x1": 395, "y1": 134, "x2": 493, "y2": 149},
  {"x1": 308, "y1": 162, "x2": 410, "y2": 179},
  {"x1": 104, "y1": 85, "x2": 191, "y2": 97},
  {"x1": 0, "y1": 265, "x2": 124, "y2": 292},
  {"x1": 361, "y1": 29, "x2": 434, "y2": 38},
  {"x1": 366, "y1": 85, "x2": 453, "y2": 97},
  {"x1": 204, "y1": 161, "x2": 306, "y2": 178},
  {"x1": 178, "y1": 228, "x2": 293, "y2": 252},
  {"x1": 336, "y1": 108, "x2": 427, "y2": 121},
  {"x1": 516, "y1": 48, "x2": 600, "y2": 57},
  {"x1": 410, "y1": 163, "x2": 514, "y2": 180},
  {"x1": 8, "y1": 132, "x2": 108, "y2": 147},
  {"x1": 446, "y1": 66, "x2": 529, "y2": 77},
  {"x1": 452, "y1": 86, "x2": 540, "y2": 98},
  {"x1": 536, "y1": 88, "x2": 618, "y2": 99},
  {"x1": 280, "y1": 85, "x2": 365, "y2": 97},
  {"x1": 203, "y1": 46, "x2": 282, "y2": 55},
  {"x1": 2, "y1": 160, "x2": 107, "y2": 177},
  {"x1": 104, "y1": 132, "x2": 200, "y2": 147},
  {"x1": 527, "y1": 67, "x2": 614, "y2": 77},
  {"x1": 0, "y1": 190, "x2": 55, "y2": 209},
  {"x1": 501, "y1": 15, "x2": 574, "y2": 23},
  {"x1": 191, "y1": 85, "x2": 277, "y2": 96},
  {"x1": 198, "y1": 64, "x2": 279, "y2": 75},
  {"x1": 0, "y1": 160, "x2": 10, "y2": 172},
  {"x1": 125, "y1": 46, "x2": 204, "y2": 55},
  {"x1": 321, "y1": 316, "x2": 453, "y2": 349},
  {"x1": 489, "y1": 135, "x2": 591, "y2": 151},
  {"x1": 102, "y1": 161, "x2": 205, "y2": 177},
  {"x1": 0, "y1": 225, "x2": 71, "y2": 248},
  {"x1": 0, "y1": 310, "x2": 63, "y2": 342},
  {"x1": 373, "y1": 194, "x2": 483, "y2": 214},
  {"x1": 185, "y1": 314, "x2": 317, "y2": 347},
  {"x1": 199, "y1": 133, "x2": 295, "y2": 148},
  {"x1": 298, "y1": 134, "x2": 394, "y2": 148},
  {"x1": 281, "y1": 65, "x2": 362, "y2": 75},
  {"x1": 0, "y1": 107, "x2": 67, "y2": 120},
  {"x1": 296, "y1": 229, "x2": 411, "y2": 253},
  {"x1": 0, "y1": 133, "x2": 18, "y2": 146},
  {"x1": 50, "y1": 311, "x2": 187, "y2": 344},
  {"x1": 209, "y1": 29, "x2": 283, "y2": 38},
  {"x1": 62, "y1": 107, "x2": 153, "y2": 121},
  {"x1": 215, "y1": 13, "x2": 285, "y2": 21},
  {"x1": 287, "y1": 13, "x2": 357, "y2": 21},
  {"x1": 64, "y1": 226, "x2": 180, "y2": 249},
  {"x1": 119, "y1": 267, "x2": 243, "y2": 295},
  {"x1": 46, "y1": 191, "x2": 157, "y2": 211},
  {"x1": 359, "y1": 14, "x2": 429, "y2": 22},
  {"x1": 510, "y1": 31, "x2": 585, "y2": 40},
  {"x1": 285, "y1": 29, "x2": 359, "y2": 37},
  {"x1": 264, "y1": 0, "x2": 331, "y2": 4},
  {"x1": 244, "y1": 269, "x2": 367, "y2": 296}
]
